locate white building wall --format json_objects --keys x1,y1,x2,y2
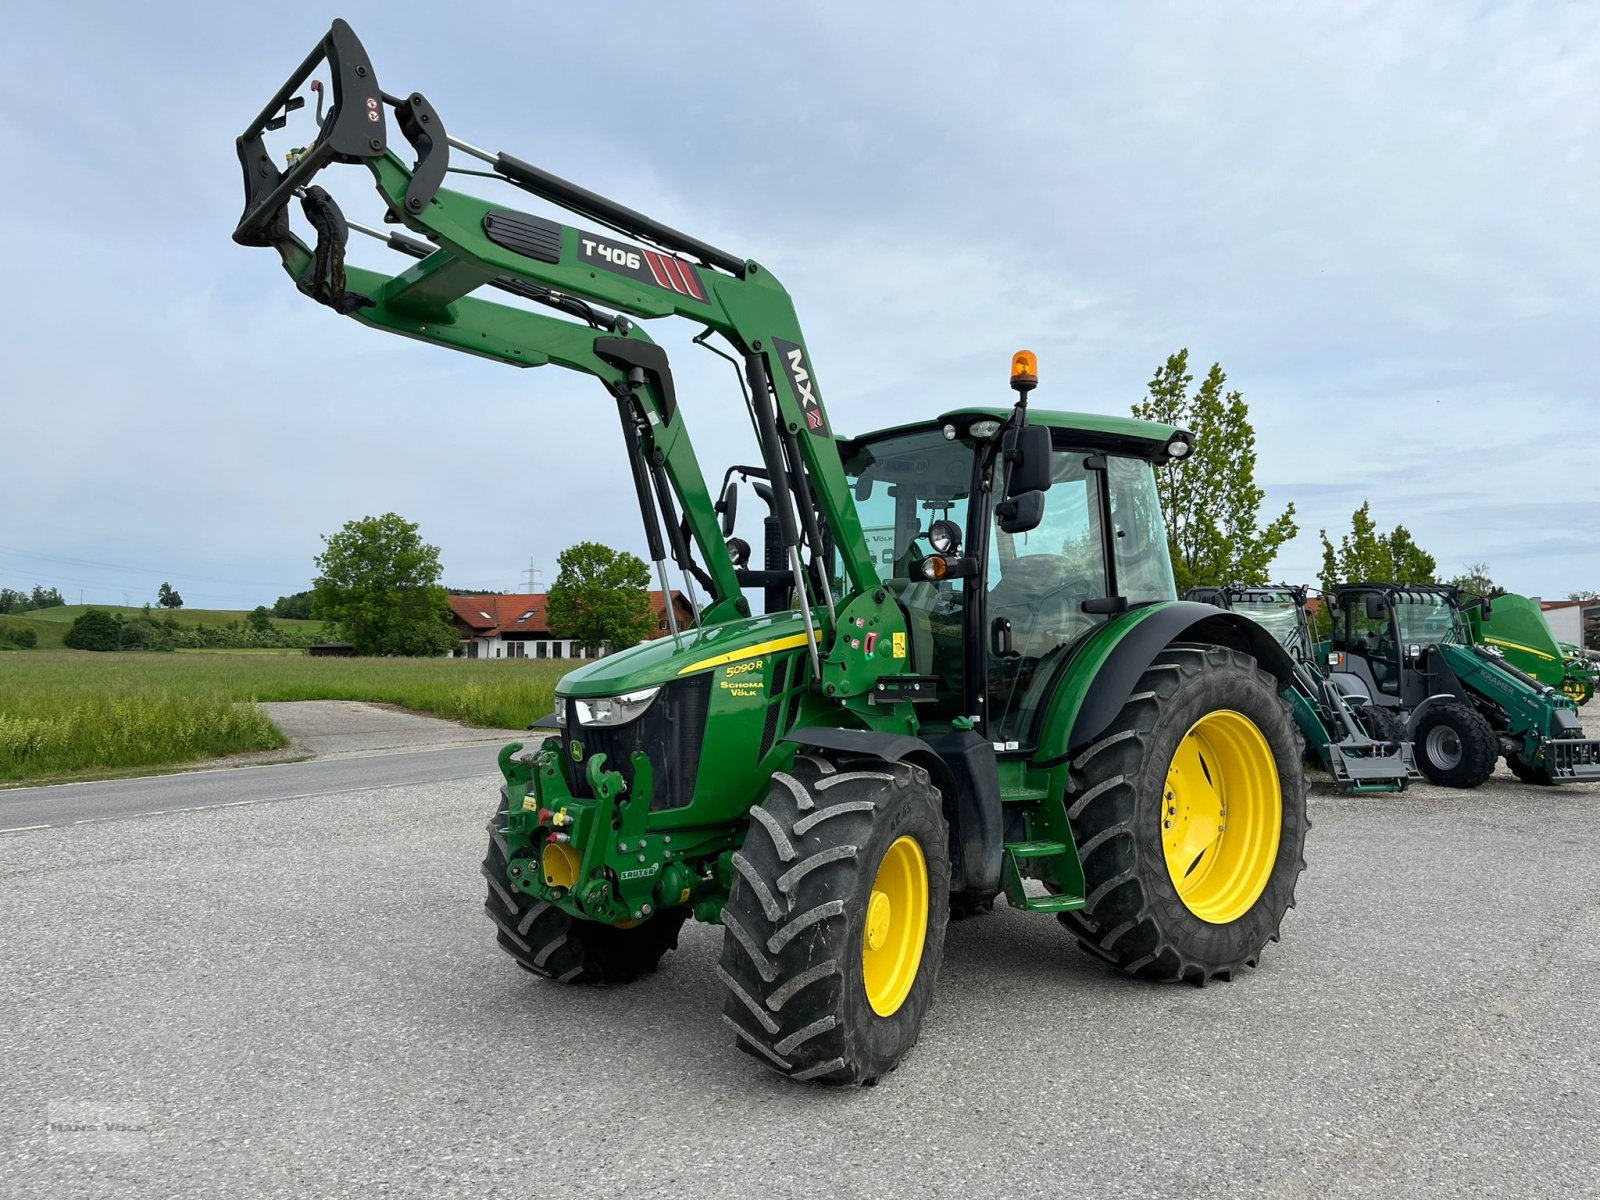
[{"x1": 1546, "y1": 606, "x2": 1584, "y2": 645}]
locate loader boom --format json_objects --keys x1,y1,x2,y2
[{"x1": 234, "y1": 20, "x2": 877, "y2": 641}]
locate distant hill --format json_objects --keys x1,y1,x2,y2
[{"x1": 0, "y1": 606, "x2": 326, "y2": 649}]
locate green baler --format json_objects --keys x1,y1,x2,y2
[
  {"x1": 232, "y1": 21, "x2": 1310, "y2": 1084},
  {"x1": 1463, "y1": 592, "x2": 1598, "y2": 706}
]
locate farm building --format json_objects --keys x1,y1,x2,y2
[
  {"x1": 447, "y1": 591, "x2": 693, "y2": 659},
  {"x1": 1539, "y1": 598, "x2": 1600, "y2": 651}
]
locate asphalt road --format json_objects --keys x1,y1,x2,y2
[
  {"x1": 1, "y1": 758, "x2": 1596, "y2": 1197},
  {"x1": 0, "y1": 744, "x2": 511, "y2": 832}
]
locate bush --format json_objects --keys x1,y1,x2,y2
[
  {"x1": 0, "y1": 627, "x2": 38, "y2": 649},
  {"x1": 62, "y1": 610, "x2": 122, "y2": 652},
  {"x1": 119, "y1": 618, "x2": 176, "y2": 652}
]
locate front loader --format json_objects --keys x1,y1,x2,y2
[
  {"x1": 1184, "y1": 585, "x2": 1415, "y2": 793},
  {"x1": 232, "y1": 21, "x2": 1309, "y2": 1085},
  {"x1": 1324, "y1": 584, "x2": 1600, "y2": 787}
]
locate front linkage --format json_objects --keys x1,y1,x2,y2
[{"x1": 496, "y1": 742, "x2": 736, "y2": 927}]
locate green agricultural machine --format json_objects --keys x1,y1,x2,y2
[
  {"x1": 1324, "y1": 584, "x2": 1600, "y2": 787},
  {"x1": 1462, "y1": 592, "x2": 1599, "y2": 706},
  {"x1": 1184, "y1": 585, "x2": 1415, "y2": 792},
  {"x1": 233, "y1": 21, "x2": 1309, "y2": 1084}
]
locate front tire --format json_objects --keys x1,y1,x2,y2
[
  {"x1": 1061, "y1": 645, "x2": 1309, "y2": 985},
  {"x1": 483, "y1": 796, "x2": 686, "y2": 984},
  {"x1": 1412, "y1": 700, "x2": 1497, "y2": 788},
  {"x1": 718, "y1": 753, "x2": 949, "y2": 1085}
]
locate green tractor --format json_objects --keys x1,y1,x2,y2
[
  {"x1": 1324, "y1": 584, "x2": 1600, "y2": 787},
  {"x1": 1461, "y1": 592, "x2": 1599, "y2": 706},
  {"x1": 233, "y1": 22, "x2": 1309, "y2": 1084},
  {"x1": 1184, "y1": 584, "x2": 1415, "y2": 792}
]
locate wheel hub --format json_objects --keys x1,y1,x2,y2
[
  {"x1": 1161, "y1": 710, "x2": 1282, "y2": 925},
  {"x1": 1425, "y1": 725, "x2": 1463, "y2": 770},
  {"x1": 861, "y1": 836, "x2": 928, "y2": 1017},
  {"x1": 866, "y1": 891, "x2": 892, "y2": 951}
]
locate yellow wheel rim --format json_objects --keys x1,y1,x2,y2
[
  {"x1": 1161, "y1": 710, "x2": 1282, "y2": 924},
  {"x1": 541, "y1": 841, "x2": 581, "y2": 890},
  {"x1": 862, "y1": 835, "x2": 929, "y2": 1017}
]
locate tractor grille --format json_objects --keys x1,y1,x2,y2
[{"x1": 564, "y1": 675, "x2": 711, "y2": 811}]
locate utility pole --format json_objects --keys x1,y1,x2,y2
[{"x1": 521, "y1": 558, "x2": 543, "y2": 594}]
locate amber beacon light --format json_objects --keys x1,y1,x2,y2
[{"x1": 1010, "y1": 349, "x2": 1038, "y2": 394}]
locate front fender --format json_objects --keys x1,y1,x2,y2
[{"x1": 1037, "y1": 601, "x2": 1300, "y2": 761}]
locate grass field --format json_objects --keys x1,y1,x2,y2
[
  {"x1": 0, "y1": 604, "x2": 327, "y2": 650},
  {"x1": 0, "y1": 651, "x2": 566, "y2": 783}
]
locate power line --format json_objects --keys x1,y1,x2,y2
[{"x1": 0, "y1": 544, "x2": 293, "y2": 591}]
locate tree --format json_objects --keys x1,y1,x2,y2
[
  {"x1": 1570, "y1": 590, "x2": 1599, "y2": 602},
  {"x1": 1, "y1": 586, "x2": 65, "y2": 614},
  {"x1": 1132, "y1": 350, "x2": 1297, "y2": 592},
  {"x1": 272, "y1": 590, "x2": 314, "y2": 620},
  {"x1": 62, "y1": 609, "x2": 122, "y2": 652},
  {"x1": 157, "y1": 582, "x2": 184, "y2": 610},
  {"x1": 1444, "y1": 561, "x2": 1502, "y2": 598},
  {"x1": 247, "y1": 605, "x2": 274, "y2": 634},
  {"x1": 311, "y1": 513, "x2": 457, "y2": 656},
  {"x1": 1317, "y1": 501, "x2": 1438, "y2": 593},
  {"x1": 547, "y1": 541, "x2": 656, "y2": 655}
]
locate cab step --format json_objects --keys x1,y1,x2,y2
[
  {"x1": 999, "y1": 840, "x2": 1085, "y2": 914},
  {"x1": 1004, "y1": 839, "x2": 1068, "y2": 858},
  {"x1": 1012, "y1": 892, "x2": 1083, "y2": 914}
]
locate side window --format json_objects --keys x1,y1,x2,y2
[{"x1": 1107, "y1": 456, "x2": 1177, "y2": 604}]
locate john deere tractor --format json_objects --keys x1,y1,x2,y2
[
  {"x1": 233, "y1": 21, "x2": 1309, "y2": 1084},
  {"x1": 1324, "y1": 584, "x2": 1600, "y2": 787},
  {"x1": 1185, "y1": 584, "x2": 1415, "y2": 792}
]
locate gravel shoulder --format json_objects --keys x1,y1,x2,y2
[{"x1": 258, "y1": 700, "x2": 527, "y2": 760}]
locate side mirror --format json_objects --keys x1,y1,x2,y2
[
  {"x1": 1364, "y1": 594, "x2": 1386, "y2": 621},
  {"x1": 716, "y1": 481, "x2": 739, "y2": 537},
  {"x1": 1003, "y1": 424, "x2": 1053, "y2": 498},
  {"x1": 996, "y1": 490, "x2": 1045, "y2": 534},
  {"x1": 1480, "y1": 595, "x2": 1493, "y2": 620}
]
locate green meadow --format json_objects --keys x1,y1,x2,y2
[{"x1": 0, "y1": 651, "x2": 565, "y2": 783}]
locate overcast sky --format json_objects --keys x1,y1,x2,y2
[{"x1": 2, "y1": 1, "x2": 1596, "y2": 609}]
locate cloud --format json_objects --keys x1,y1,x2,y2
[{"x1": 1, "y1": 1, "x2": 1596, "y2": 609}]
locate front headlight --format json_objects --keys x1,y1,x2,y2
[{"x1": 572, "y1": 687, "x2": 661, "y2": 727}]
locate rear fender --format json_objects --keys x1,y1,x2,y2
[{"x1": 1038, "y1": 601, "x2": 1299, "y2": 761}]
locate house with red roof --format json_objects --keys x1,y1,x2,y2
[{"x1": 446, "y1": 591, "x2": 692, "y2": 659}]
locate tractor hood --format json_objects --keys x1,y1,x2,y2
[{"x1": 555, "y1": 610, "x2": 818, "y2": 699}]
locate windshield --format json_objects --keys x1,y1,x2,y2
[
  {"x1": 1232, "y1": 595, "x2": 1304, "y2": 651},
  {"x1": 1396, "y1": 596, "x2": 1460, "y2": 645},
  {"x1": 843, "y1": 428, "x2": 976, "y2": 719}
]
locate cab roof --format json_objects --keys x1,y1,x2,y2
[{"x1": 848, "y1": 407, "x2": 1187, "y2": 462}]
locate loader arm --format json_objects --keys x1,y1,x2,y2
[{"x1": 233, "y1": 20, "x2": 879, "y2": 637}]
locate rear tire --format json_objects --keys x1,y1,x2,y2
[
  {"x1": 718, "y1": 753, "x2": 949, "y2": 1085},
  {"x1": 1060, "y1": 645, "x2": 1308, "y2": 985},
  {"x1": 483, "y1": 796, "x2": 686, "y2": 985},
  {"x1": 1360, "y1": 702, "x2": 1407, "y2": 746},
  {"x1": 1412, "y1": 700, "x2": 1497, "y2": 788}
]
